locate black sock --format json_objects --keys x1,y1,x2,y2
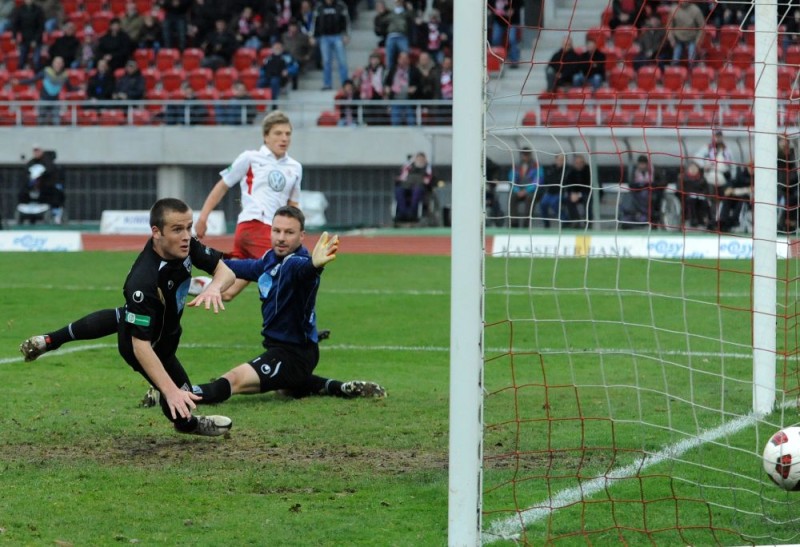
[
  {"x1": 195, "y1": 378, "x2": 232, "y2": 404},
  {"x1": 323, "y1": 378, "x2": 344, "y2": 396},
  {"x1": 173, "y1": 415, "x2": 197, "y2": 433},
  {"x1": 46, "y1": 308, "x2": 119, "y2": 350}
]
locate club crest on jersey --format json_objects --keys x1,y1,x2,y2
[{"x1": 268, "y1": 170, "x2": 286, "y2": 191}]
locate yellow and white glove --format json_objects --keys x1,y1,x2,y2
[{"x1": 312, "y1": 231, "x2": 340, "y2": 268}]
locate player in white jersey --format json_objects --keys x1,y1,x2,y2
[{"x1": 193, "y1": 110, "x2": 301, "y2": 301}]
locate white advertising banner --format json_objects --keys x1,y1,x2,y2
[
  {"x1": 100, "y1": 210, "x2": 226, "y2": 235},
  {"x1": 492, "y1": 234, "x2": 789, "y2": 260},
  {"x1": 0, "y1": 231, "x2": 82, "y2": 251}
]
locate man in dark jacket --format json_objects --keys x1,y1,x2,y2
[
  {"x1": 11, "y1": 0, "x2": 44, "y2": 69},
  {"x1": 49, "y1": 21, "x2": 81, "y2": 68},
  {"x1": 113, "y1": 59, "x2": 146, "y2": 101},
  {"x1": 97, "y1": 18, "x2": 133, "y2": 71}
]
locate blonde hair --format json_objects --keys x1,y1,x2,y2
[{"x1": 261, "y1": 110, "x2": 292, "y2": 136}]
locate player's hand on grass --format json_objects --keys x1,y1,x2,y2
[
  {"x1": 312, "y1": 231, "x2": 339, "y2": 268},
  {"x1": 164, "y1": 388, "x2": 201, "y2": 420},
  {"x1": 188, "y1": 286, "x2": 225, "y2": 313}
]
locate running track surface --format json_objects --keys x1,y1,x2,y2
[{"x1": 81, "y1": 233, "x2": 456, "y2": 256}]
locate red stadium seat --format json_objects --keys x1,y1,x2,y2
[
  {"x1": 61, "y1": 0, "x2": 80, "y2": 13},
  {"x1": 618, "y1": 89, "x2": 646, "y2": 112},
  {"x1": 68, "y1": 11, "x2": 89, "y2": 30},
  {"x1": 684, "y1": 110, "x2": 716, "y2": 127},
  {"x1": 11, "y1": 69, "x2": 35, "y2": 92},
  {"x1": 160, "y1": 68, "x2": 185, "y2": 92},
  {"x1": 250, "y1": 87, "x2": 273, "y2": 111},
  {"x1": 703, "y1": 44, "x2": 725, "y2": 71},
  {"x1": 729, "y1": 44, "x2": 754, "y2": 71},
  {"x1": 84, "y1": 0, "x2": 106, "y2": 14},
  {"x1": 186, "y1": 67, "x2": 212, "y2": 91},
  {"x1": 0, "y1": 31, "x2": 14, "y2": 54},
  {"x1": 718, "y1": 25, "x2": 742, "y2": 53},
  {"x1": 66, "y1": 68, "x2": 86, "y2": 87},
  {"x1": 78, "y1": 109, "x2": 99, "y2": 126},
  {"x1": 233, "y1": 48, "x2": 257, "y2": 71},
  {"x1": 144, "y1": 88, "x2": 168, "y2": 113},
  {"x1": 607, "y1": 66, "x2": 634, "y2": 91},
  {"x1": 181, "y1": 48, "x2": 204, "y2": 71},
  {"x1": 134, "y1": 48, "x2": 154, "y2": 70},
  {"x1": 601, "y1": 6, "x2": 613, "y2": 26},
  {"x1": 593, "y1": 86, "x2": 617, "y2": 115},
  {"x1": 156, "y1": 48, "x2": 181, "y2": 71},
  {"x1": 522, "y1": 110, "x2": 537, "y2": 126},
  {"x1": 778, "y1": 66, "x2": 798, "y2": 98},
  {"x1": 577, "y1": 107, "x2": 600, "y2": 126},
  {"x1": 63, "y1": 89, "x2": 86, "y2": 101},
  {"x1": 612, "y1": 25, "x2": 637, "y2": 51},
  {"x1": 317, "y1": 110, "x2": 339, "y2": 126},
  {"x1": 628, "y1": 110, "x2": 658, "y2": 126},
  {"x1": 662, "y1": 65, "x2": 687, "y2": 92},
  {"x1": 487, "y1": 46, "x2": 505, "y2": 74},
  {"x1": 690, "y1": 65, "x2": 715, "y2": 92},
  {"x1": 135, "y1": 0, "x2": 154, "y2": 14},
  {"x1": 131, "y1": 108, "x2": 153, "y2": 125},
  {"x1": 727, "y1": 89, "x2": 753, "y2": 116},
  {"x1": 544, "y1": 110, "x2": 578, "y2": 126},
  {"x1": 604, "y1": 108, "x2": 632, "y2": 126},
  {"x1": 716, "y1": 65, "x2": 741, "y2": 92},
  {"x1": 786, "y1": 45, "x2": 800, "y2": 68},
  {"x1": 585, "y1": 26, "x2": 610, "y2": 50},
  {"x1": 635, "y1": 65, "x2": 660, "y2": 91},
  {"x1": 90, "y1": 11, "x2": 115, "y2": 34},
  {"x1": 99, "y1": 109, "x2": 127, "y2": 125},
  {"x1": 214, "y1": 67, "x2": 238, "y2": 91},
  {"x1": 142, "y1": 67, "x2": 159, "y2": 91},
  {"x1": 239, "y1": 67, "x2": 259, "y2": 90},
  {"x1": 743, "y1": 66, "x2": 755, "y2": 90},
  {"x1": 109, "y1": 0, "x2": 128, "y2": 15}
]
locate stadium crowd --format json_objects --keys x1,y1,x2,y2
[{"x1": 0, "y1": 0, "x2": 457, "y2": 126}]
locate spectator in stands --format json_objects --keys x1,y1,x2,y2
[
  {"x1": 680, "y1": 160, "x2": 710, "y2": 228},
  {"x1": 49, "y1": 21, "x2": 81, "y2": 69},
  {"x1": 383, "y1": 0, "x2": 413, "y2": 74},
  {"x1": 76, "y1": 27, "x2": 98, "y2": 70},
  {"x1": 274, "y1": 0, "x2": 295, "y2": 38},
  {"x1": 434, "y1": 55, "x2": 453, "y2": 124},
  {"x1": 138, "y1": 9, "x2": 163, "y2": 52},
  {"x1": 188, "y1": 0, "x2": 226, "y2": 46},
  {"x1": 778, "y1": 135, "x2": 800, "y2": 233},
  {"x1": 38, "y1": 0, "x2": 62, "y2": 34},
  {"x1": 97, "y1": 18, "x2": 133, "y2": 71},
  {"x1": 215, "y1": 81, "x2": 256, "y2": 125},
  {"x1": 416, "y1": 51, "x2": 440, "y2": 101},
  {"x1": 18, "y1": 145, "x2": 65, "y2": 225},
  {"x1": 0, "y1": 0, "x2": 14, "y2": 34},
  {"x1": 545, "y1": 36, "x2": 583, "y2": 92},
  {"x1": 14, "y1": 55, "x2": 76, "y2": 125},
  {"x1": 112, "y1": 58, "x2": 146, "y2": 102},
  {"x1": 432, "y1": 0, "x2": 453, "y2": 45},
  {"x1": 373, "y1": 0, "x2": 390, "y2": 47},
  {"x1": 634, "y1": 13, "x2": 670, "y2": 70},
  {"x1": 489, "y1": 0, "x2": 521, "y2": 67},
  {"x1": 717, "y1": 161, "x2": 753, "y2": 232},
  {"x1": 163, "y1": 83, "x2": 208, "y2": 125},
  {"x1": 697, "y1": 130, "x2": 736, "y2": 190},
  {"x1": 298, "y1": 0, "x2": 315, "y2": 37},
  {"x1": 668, "y1": 0, "x2": 705, "y2": 66},
  {"x1": 563, "y1": 154, "x2": 592, "y2": 228},
  {"x1": 282, "y1": 20, "x2": 312, "y2": 88},
  {"x1": 360, "y1": 51, "x2": 388, "y2": 125},
  {"x1": 538, "y1": 153, "x2": 566, "y2": 228},
  {"x1": 121, "y1": 1, "x2": 144, "y2": 44},
  {"x1": 159, "y1": 0, "x2": 191, "y2": 51},
  {"x1": 384, "y1": 50, "x2": 420, "y2": 126},
  {"x1": 11, "y1": 0, "x2": 45, "y2": 70},
  {"x1": 509, "y1": 147, "x2": 543, "y2": 228},
  {"x1": 258, "y1": 41, "x2": 289, "y2": 109},
  {"x1": 574, "y1": 37, "x2": 606, "y2": 90},
  {"x1": 311, "y1": 0, "x2": 350, "y2": 91},
  {"x1": 716, "y1": 0, "x2": 753, "y2": 29},
  {"x1": 335, "y1": 78, "x2": 360, "y2": 126},
  {"x1": 86, "y1": 58, "x2": 116, "y2": 106},
  {"x1": 394, "y1": 152, "x2": 432, "y2": 223},
  {"x1": 782, "y1": 8, "x2": 800, "y2": 53},
  {"x1": 233, "y1": 5, "x2": 263, "y2": 50},
  {"x1": 609, "y1": 0, "x2": 645, "y2": 29},
  {"x1": 422, "y1": 8, "x2": 447, "y2": 64},
  {"x1": 201, "y1": 18, "x2": 238, "y2": 70},
  {"x1": 620, "y1": 154, "x2": 655, "y2": 225}
]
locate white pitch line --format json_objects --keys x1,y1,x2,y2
[{"x1": 481, "y1": 407, "x2": 790, "y2": 544}]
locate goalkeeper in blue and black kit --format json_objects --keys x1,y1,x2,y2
[{"x1": 189, "y1": 205, "x2": 386, "y2": 404}]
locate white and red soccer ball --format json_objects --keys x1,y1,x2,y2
[{"x1": 763, "y1": 426, "x2": 800, "y2": 491}]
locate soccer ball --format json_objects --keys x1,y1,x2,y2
[{"x1": 762, "y1": 426, "x2": 800, "y2": 491}]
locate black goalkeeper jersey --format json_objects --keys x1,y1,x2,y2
[{"x1": 120, "y1": 237, "x2": 222, "y2": 353}]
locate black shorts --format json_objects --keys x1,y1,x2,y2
[{"x1": 247, "y1": 339, "x2": 319, "y2": 393}]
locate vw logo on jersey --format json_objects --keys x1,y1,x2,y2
[{"x1": 268, "y1": 170, "x2": 286, "y2": 191}]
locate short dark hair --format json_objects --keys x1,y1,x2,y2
[
  {"x1": 150, "y1": 198, "x2": 190, "y2": 231},
  {"x1": 274, "y1": 205, "x2": 305, "y2": 231}
]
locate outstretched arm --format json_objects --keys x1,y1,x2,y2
[
  {"x1": 188, "y1": 259, "x2": 236, "y2": 312},
  {"x1": 195, "y1": 179, "x2": 229, "y2": 239},
  {"x1": 132, "y1": 337, "x2": 200, "y2": 420},
  {"x1": 311, "y1": 232, "x2": 340, "y2": 269}
]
